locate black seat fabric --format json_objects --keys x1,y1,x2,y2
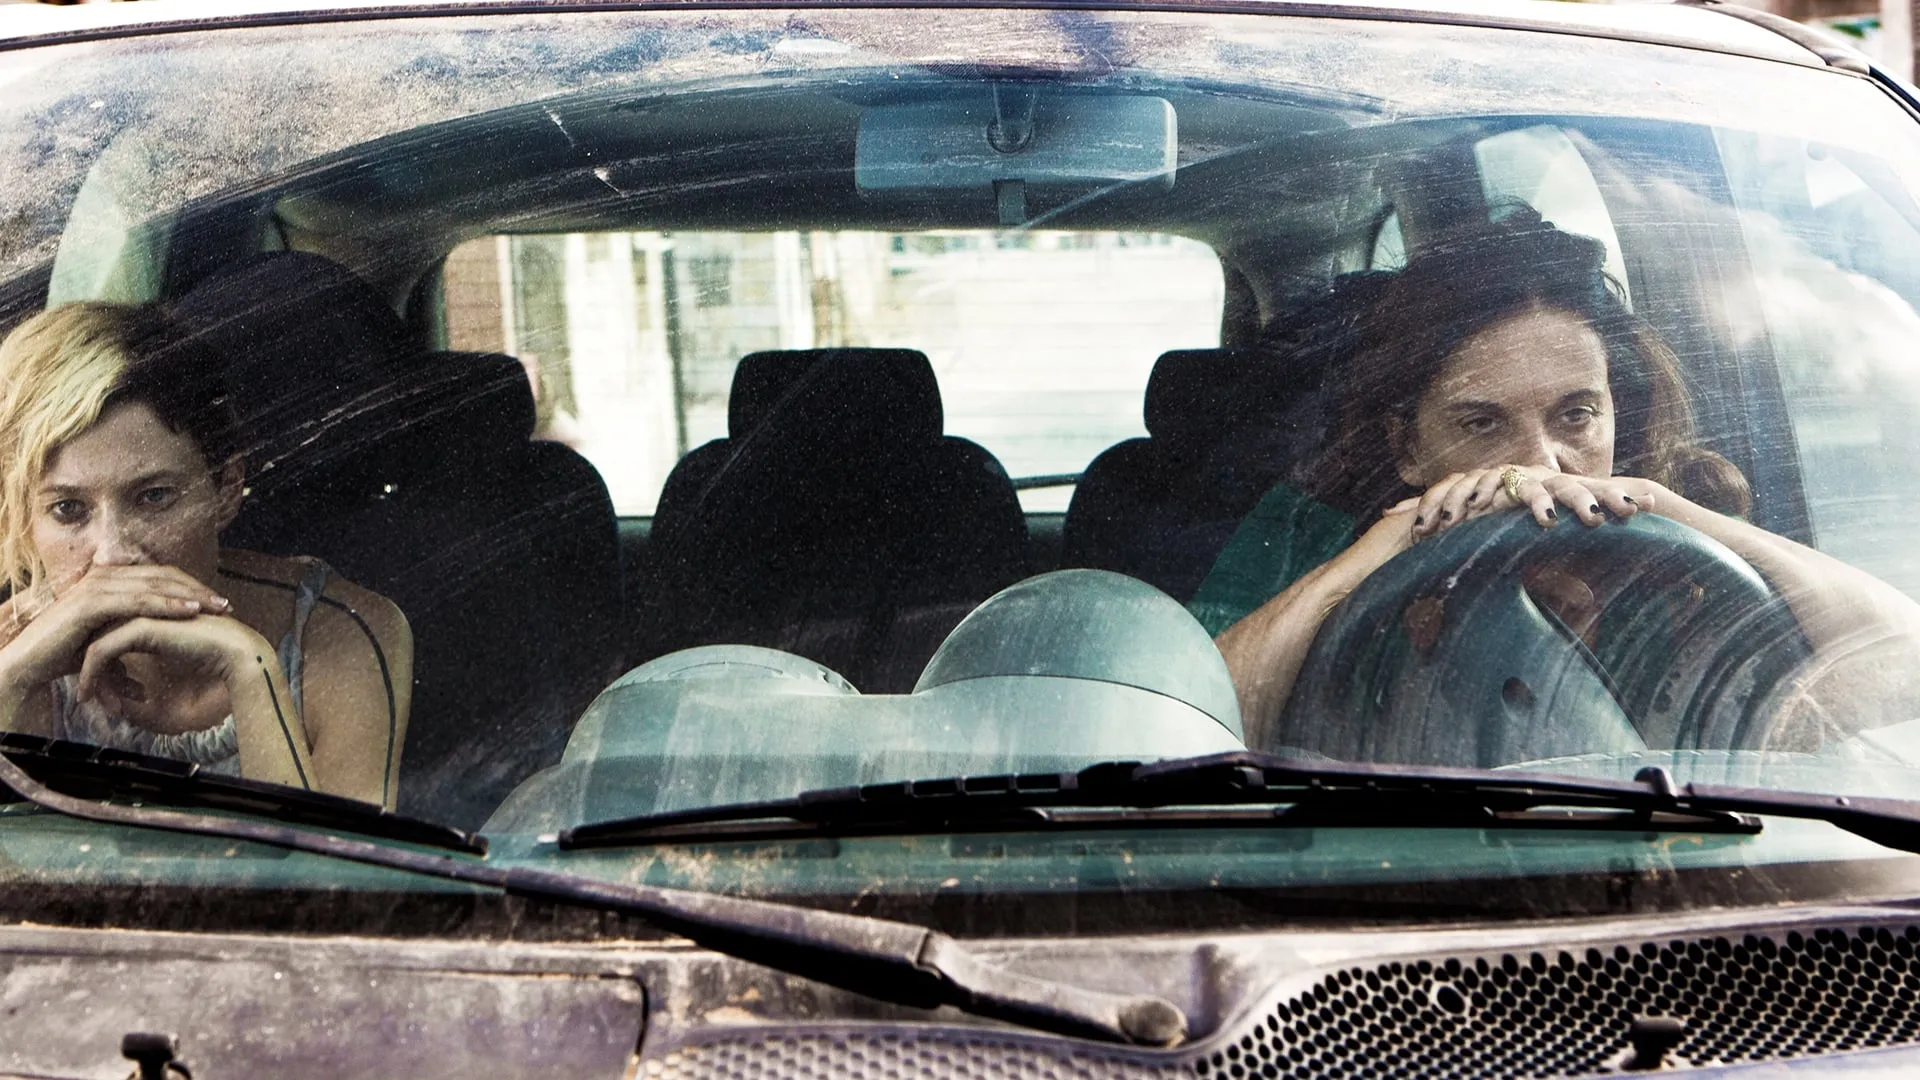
[
  {"x1": 650, "y1": 349, "x2": 820, "y2": 555},
  {"x1": 170, "y1": 252, "x2": 412, "y2": 501},
  {"x1": 175, "y1": 254, "x2": 621, "y2": 828},
  {"x1": 635, "y1": 348, "x2": 1029, "y2": 692},
  {"x1": 1062, "y1": 348, "x2": 1298, "y2": 603},
  {"x1": 1060, "y1": 270, "x2": 1393, "y2": 603}
]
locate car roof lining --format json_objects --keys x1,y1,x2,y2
[
  {"x1": 254, "y1": 75, "x2": 1546, "y2": 315},
  {"x1": 269, "y1": 76, "x2": 1381, "y2": 238}
]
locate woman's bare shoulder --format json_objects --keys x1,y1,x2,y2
[
  {"x1": 216, "y1": 548, "x2": 311, "y2": 588},
  {"x1": 316, "y1": 575, "x2": 411, "y2": 651},
  {"x1": 218, "y1": 549, "x2": 411, "y2": 651}
]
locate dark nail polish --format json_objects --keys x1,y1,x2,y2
[
  {"x1": 1466, "y1": 493, "x2": 1478, "y2": 506},
  {"x1": 1623, "y1": 496, "x2": 1637, "y2": 505},
  {"x1": 1440, "y1": 510, "x2": 1452, "y2": 521},
  {"x1": 1545, "y1": 508, "x2": 1558, "y2": 522},
  {"x1": 1590, "y1": 504, "x2": 1601, "y2": 515}
]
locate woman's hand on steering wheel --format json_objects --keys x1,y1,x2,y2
[{"x1": 1403, "y1": 466, "x2": 1664, "y2": 541}]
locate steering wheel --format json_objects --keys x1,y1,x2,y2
[{"x1": 1272, "y1": 512, "x2": 1812, "y2": 768}]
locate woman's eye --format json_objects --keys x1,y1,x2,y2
[
  {"x1": 137, "y1": 486, "x2": 182, "y2": 509},
  {"x1": 1560, "y1": 406, "x2": 1600, "y2": 427},
  {"x1": 46, "y1": 500, "x2": 87, "y2": 525},
  {"x1": 1460, "y1": 416, "x2": 1500, "y2": 436}
]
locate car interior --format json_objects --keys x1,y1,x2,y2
[{"x1": 2, "y1": 67, "x2": 1879, "y2": 827}]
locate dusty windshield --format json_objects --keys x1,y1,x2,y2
[{"x1": 5, "y1": 5, "x2": 1920, "y2": 926}]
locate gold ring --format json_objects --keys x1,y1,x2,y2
[{"x1": 1501, "y1": 466, "x2": 1526, "y2": 504}]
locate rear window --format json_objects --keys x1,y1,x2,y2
[{"x1": 441, "y1": 229, "x2": 1224, "y2": 512}]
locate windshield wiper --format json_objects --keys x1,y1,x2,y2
[
  {"x1": 0, "y1": 742, "x2": 1186, "y2": 1048},
  {"x1": 558, "y1": 750, "x2": 1920, "y2": 855},
  {"x1": 0, "y1": 732, "x2": 483, "y2": 854}
]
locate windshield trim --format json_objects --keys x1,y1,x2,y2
[{"x1": 0, "y1": 0, "x2": 1824, "y2": 71}]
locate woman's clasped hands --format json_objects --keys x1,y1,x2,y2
[
  {"x1": 0, "y1": 564, "x2": 260, "y2": 730},
  {"x1": 1394, "y1": 464, "x2": 1665, "y2": 541}
]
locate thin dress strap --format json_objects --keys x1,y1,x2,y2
[{"x1": 278, "y1": 558, "x2": 332, "y2": 718}]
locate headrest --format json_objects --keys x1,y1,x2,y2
[
  {"x1": 424, "y1": 352, "x2": 539, "y2": 445},
  {"x1": 729, "y1": 348, "x2": 941, "y2": 442},
  {"x1": 174, "y1": 252, "x2": 410, "y2": 391},
  {"x1": 341, "y1": 353, "x2": 533, "y2": 475},
  {"x1": 240, "y1": 352, "x2": 535, "y2": 499},
  {"x1": 1260, "y1": 270, "x2": 1396, "y2": 361},
  {"x1": 728, "y1": 351, "x2": 815, "y2": 438},
  {"x1": 1144, "y1": 348, "x2": 1264, "y2": 445}
]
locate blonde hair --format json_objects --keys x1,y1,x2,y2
[{"x1": 0, "y1": 303, "x2": 236, "y2": 596}]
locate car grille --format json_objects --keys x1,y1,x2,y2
[{"x1": 643, "y1": 918, "x2": 1920, "y2": 1079}]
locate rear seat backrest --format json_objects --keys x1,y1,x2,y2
[
  {"x1": 635, "y1": 347, "x2": 1029, "y2": 691},
  {"x1": 176, "y1": 254, "x2": 621, "y2": 829},
  {"x1": 650, "y1": 349, "x2": 819, "y2": 554},
  {"x1": 1063, "y1": 347, "x2": 1292, "y2": 602},
  {"x1": 1060, "y1": 271, "x2": 1396, "y2": 603}
]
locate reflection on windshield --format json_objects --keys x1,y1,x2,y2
[{"x1": 4, "y1": 10, "x2": 1920, "y2": 916}]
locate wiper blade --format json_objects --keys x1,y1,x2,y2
[
  {"x1": 558, "y1": 750, "x2": 1920, "y2": 855},
  {"x1": 0, "y1": 732, "x2": 484, "y2": 854},
  {"x1": 0, "y1": 742, "x2": 1185, "y2": 1048}
]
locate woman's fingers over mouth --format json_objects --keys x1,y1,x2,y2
[
  {"x1": 112, "y1": 593, "x2": 210, "y2": 620},
  {"x1": 68, "y1": 566, "x2": 229, "y2": 614},
  {"x1": 70, "y1": 585, "x2": 214, "y2": 626}
]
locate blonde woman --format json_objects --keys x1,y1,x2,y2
[{"x1": 0, "y1": 303, "x2": 410, "y2": 807}]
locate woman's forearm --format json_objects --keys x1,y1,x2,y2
[
  {"x1": 223, "y1": 648, "x2": 318, "y2": 791},
  {"x1": 1652, "y1": 489, "x2": 1920, "y2": 653},
  {"x1": 0, "y1": 656, "x2": 51, "y2": 737},
  {"x1": 1216, "y1": 568, "x2": 1343, "y2": 748},
  {"x1": 1651, "y1": 488, "x2": 1920, "y2": 736},
  {"x1": 1217, "y1": 514, "x2": 1415, "y2": 747}
]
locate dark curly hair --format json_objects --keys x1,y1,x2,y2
[{"x1": 1313, "y1": 215, "x2": 1751, "y2": 519}]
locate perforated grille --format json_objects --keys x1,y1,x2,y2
[
  {"x1": 645, "y1": 1031, "x2": 1185, "y2": 1079},
  {"x1": 1197, "y1": 924, "x2": 1920, "y2": 1079},
  {"x1": 644, "y1": 921, "x2": 1920, "y2": 1080}
]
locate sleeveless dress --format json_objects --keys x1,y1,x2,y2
[{"x1": 47, "y1": 559, "x2": 332, "y2": 775}]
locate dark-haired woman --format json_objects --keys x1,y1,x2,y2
[
  {"x1": 1198, "y1": 220, "x2": 1920, "y2": 748},
  {"x1": 0, "y1": 303, "x2": 411, "y2": 806}
]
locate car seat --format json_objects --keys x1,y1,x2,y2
[
  {"x1": 634, "y1": 347, "x2": 1029, "y2": 692},
  {"x1": 649, "y1": 349, "x2": 820, "y2": 555},
  {"x1": 1061, "y1": 347, "x2": 1308, "y2": 602},
  {"x1": 1061, "y1": 271, "x2": 1393, "y2": 603},
  {"x1": 174, "y1": 253, "x2": 622, "y2": 829}
]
